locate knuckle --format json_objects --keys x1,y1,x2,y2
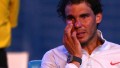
[{"x1": 64, "y1": 30, "x2": 69, "y2": 34}]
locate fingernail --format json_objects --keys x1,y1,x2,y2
[{"x1": 67, "y1": 21, "x2": 72, "y2": 24}]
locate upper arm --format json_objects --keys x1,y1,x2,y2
[{"x1": 41, "y1": 50, "x2": 58, "y2": 68}]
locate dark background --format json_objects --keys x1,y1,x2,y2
[{"x1": 7, "y1": 0, "x2": 120, "y2": 61}]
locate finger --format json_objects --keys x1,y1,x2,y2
[
  {"x1": 72, "y1": 31, "x2": 80, "y2": 45},
  {"x1": 72, "y1": 31, "x2": 82, "y2": 57},
  {"x1": 63, "y1": 34, "x2": 74, "y2": 48},
  {"x1": 64, "y1": 21, "x2": 73, "y2": 43},
  {"x1": 63, "y1": 34, "x2": 74, "y2": 53},
  {"x1": 64, "y1": 21, "x2": 73, "y2": 36},
  {"x1": 63, "y1": 22, "x2": 74, "y2": 46}
]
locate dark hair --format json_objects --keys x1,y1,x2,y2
[{"x1": 57, "y1": 0, "x2": 103, "y2": 19}]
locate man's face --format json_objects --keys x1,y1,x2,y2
[{"x1": 65, "y1": 2, "x2": 102, "y2": 45}]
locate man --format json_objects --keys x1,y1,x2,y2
[
  {"x1": 0, "y1": 0, "x2": 19, "y2": 68},
  {"x1": 41, "y1": 0, "x2": 120, "y2": 68}
]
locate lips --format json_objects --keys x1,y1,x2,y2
[{"x1": 76, "y1": 32, "x2": 86, "y2": 38}]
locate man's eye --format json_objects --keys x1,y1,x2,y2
[
  {"x1": 67, "y1": 17, "x2": 73, "y2": 20},
  {"x1": 81, "y1": 15, "x2": 88, "y2": 18},
  {"x1": 66, "y1": 15, "x2": 74, "y2": 20},
  {"x1": 82, "y1": 15, "x2": 87, "y2": 18},
  {"x1": 80, "y1": 14, "x2": 89, "y2": 19}
]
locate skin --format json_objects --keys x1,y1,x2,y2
[{"x1": 63, "y1": 2, "x2": 103, "y2": 67}]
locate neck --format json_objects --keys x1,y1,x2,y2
[{"x1": 82, "y1": 33, "x2": 104, "y2": 55}]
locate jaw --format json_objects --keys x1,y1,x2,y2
[{"x1": 77, "y1": 30, "x2": 98, "y2": 47}]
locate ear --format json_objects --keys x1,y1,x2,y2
[{"x1": 96, "y1": 13, "x2": 102, "y2": 24}]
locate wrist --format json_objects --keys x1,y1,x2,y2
[{"x1": 67, "y1": 55, "x2": 82, "y2": 65}]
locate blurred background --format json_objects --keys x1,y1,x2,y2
[{"x1": 6, "y1": 0, "x2": 120, "y2": 67}]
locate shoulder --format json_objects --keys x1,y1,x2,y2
[
  {"x1": 104, "y1": 41, "x2": 120, "y2": 54},
  {"x1": 104, "y1": 41, "x2": 120, "y2": 62},
  {"x1": 44, "y1": 45, "x2": 68, "y2": 56},
  {"x1": 41, "y1": 45, "x2": 68, "y2": 68},
  {"x1": 107, "y1": 41, "x2": 120, "y2": 49},
  {"x1": 41, "y1": 45, "x2": 68, "y2": 65}
]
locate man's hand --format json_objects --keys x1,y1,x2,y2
[{"x1": 63, "y1": 21, "x2": 82, "y2": 58}]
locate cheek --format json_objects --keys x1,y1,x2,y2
[
  {"x1": 88, "y1": 23, "x2": 97, "y2": 35},
  {"x1": 86, "y1": 17, "x2": 97, "y2": 28},
  {"x1": 84, "y1": 20, "x2": 97, "y2": 33}
]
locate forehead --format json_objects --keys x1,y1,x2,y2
[{"x1": 65, "y1": 2, "x2": 93, "y2": 15}]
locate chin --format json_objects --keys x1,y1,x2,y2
[{"x1": 78, "y1": 39, "x2": 88, "y2": 46}]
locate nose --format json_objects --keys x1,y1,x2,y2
[{"x1": 74, "y1": 20, "x2": 82, "y2": 29}]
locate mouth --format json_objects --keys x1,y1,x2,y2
[{"x1": 76, "y1": 32, "x2": 86, "y2": 38}]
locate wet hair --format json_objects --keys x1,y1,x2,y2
[{"x1": 57, "y1": 0, "x2": 103, "y2": 19}]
